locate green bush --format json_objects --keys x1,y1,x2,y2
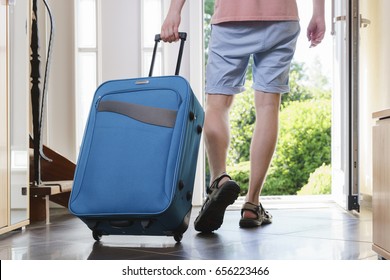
[
  {"x1": 227, "y1": 98, "x2": 331, "y2": 196},
  {"x1": 228, "y1": 85, "x2": 255, "y2": 165},
  {"x1": 262, "y1": 99, "x2": 331, "y2": 195},
  {"x1": 227, "y1": 161, "x2": 250, "y2": 195},
  {"x1": 297, "y1": 163, "x2": 331, "y2": 195},
  {"x1": 281, "y1": 61, "x2": 313, "y2": 106}
]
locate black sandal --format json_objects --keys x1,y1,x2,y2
[
  {"x1": 239, "y1": 202, "x2": 273, "y2": 228},
  {"x1": 194, "y1": 173, "x2": 240, "y2": 233}
]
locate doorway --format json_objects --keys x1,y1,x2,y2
[
  {"x1": 203, "y1": 0, "x2": 334, "y2": 200},
  {"x1": 202, "y1": 0, "x2": 365, "y2": 212},
  {"x1": 332, "y1": 0, "x2": 385, "y2": 212}
]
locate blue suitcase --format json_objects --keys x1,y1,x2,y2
[{"x1": 69, "y1": 33, "x2": 204, "y2": 242}]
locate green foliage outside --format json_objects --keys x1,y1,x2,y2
[
  {"x1": 297, "y1": 164, "x2": 332, "y2": 195},
  {"x1": 227, "y1": 95, "x2": 331, "y2": 196},
  {"x1": 281, "y1": 62, "x2": 313, "y2": 105},
  {"x1": 261, "y1": 98, "x2": 331, "y2": 195},
  {"x1": 226, "y1": 161, "x2": 250, "y2": 196}
]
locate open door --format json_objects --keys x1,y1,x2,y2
[{"x1": 331, "y1": 0, "x2": 360, "y2": 211}]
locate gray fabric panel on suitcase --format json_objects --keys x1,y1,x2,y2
[{"x1": 98, "y1": 100, "x2": 177, "y2": 128}]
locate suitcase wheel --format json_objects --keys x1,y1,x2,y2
[
  {"x1": 174, "y1": 233, "x2": 183, "y2": 243},
  {"x1": 92, "y1": 230, "x2": 102, "y2": 241}
]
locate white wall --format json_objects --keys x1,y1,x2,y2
[
  {"x1": 360, "y1": 0, "x2": 390, "y2": 111},
  {"x1": 100, "y1": 0, "x2": 141, "y2": 82},
  {"x1": 359, "y1": 0, "x2": 390, "y2": 198},
  {"x1": 44, "y1": 0, "x2": 76, "y2": 162}
]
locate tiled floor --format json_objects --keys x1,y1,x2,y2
[{"x1": 0, "y1": 196, "x2": 379, "y2": 260}]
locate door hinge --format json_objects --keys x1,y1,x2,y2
[{"x1": 348, "y1": 195, "x2": 360, "y2": 212}]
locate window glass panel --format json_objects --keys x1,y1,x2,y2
[
  {"x1": 76, "y1": 52, "x2": 96, "y2": 146},
  {"x1": 77, "y1": 0, "x2": 96, "y2": 48},
  {"x1": 143, "y1": 0, "x2": 162, "y2": 48},
  {"x1": 144, "y1": 51, "x2": 161, "y2": 77}
]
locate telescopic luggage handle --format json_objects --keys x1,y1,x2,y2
[{"x1": 148, "y1": 32, "x2": 187, "y2": 77}]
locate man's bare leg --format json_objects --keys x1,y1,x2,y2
[
  {"x1": 243, "y1": 91, "x2": 281, "y2": 219},
  {"x1": 194, "y1": 93, "x2": 240, "y2": 232},
  {"x1": 204, "y1": 94, "x2": 235, "y2": 184}
]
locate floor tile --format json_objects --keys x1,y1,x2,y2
[{"x1": 0, "y1": 200, "x2": 381, "y2": 260}]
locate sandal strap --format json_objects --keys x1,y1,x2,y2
[
  {"x1": 259, "y1": 203, "x2": 271, "y2": 219},
  {"x1": 206, "y1": 172, "x2": 232, "y2": 194},
  {"x1": 241, "y1": 202, "x2": 260, "y2": 219}
]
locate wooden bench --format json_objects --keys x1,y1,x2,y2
[
  {"x1": 29, "y1": 140, "x2": 76, "y2": 224},
  {"x1": 30, "y1": 181, "x2": 73, "y2": 224}
]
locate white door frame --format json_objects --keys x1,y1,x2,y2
[
  {"x1": 187, "y1": 0, "x2": 204, "y2": 206},
  {"x1": 332, "y1": 0, "x2": 360, "y2": 211}
]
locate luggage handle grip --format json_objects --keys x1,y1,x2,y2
[
  {"x1": 154, "y1": 32, "x2": 187, "y2": 42},
  {"x1": 148, "y1": 32, "x2": 187, "y2": 77}
]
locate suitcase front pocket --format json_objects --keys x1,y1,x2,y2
[
  {"x1": 97, "y1": 100, "x2": 177, "y2": 128},
  {"x1": 76, "y1": 102, "x2": 178, "y2": 216}
]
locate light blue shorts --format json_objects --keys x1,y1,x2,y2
[{"x1": 205, "y1": 21, "x2": 300, "y2": 95}]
